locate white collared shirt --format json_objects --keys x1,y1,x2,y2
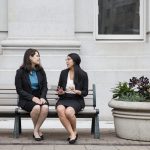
[{"x1": 66, "y1": 71, "x2": 75, "y2": 94}]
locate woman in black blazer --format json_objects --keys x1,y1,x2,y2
[
  {"x1": 56, "y1": 53, "x2": 88, "y2": 144},
  {"x1": 15, "y1": 48, "x2": 49, "y2": 141}
]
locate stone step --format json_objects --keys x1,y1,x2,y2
[
  {"x1": 0, "y1": 69, "x2": 150, "y2": 84},
  {"x1": 0, "y1": 55, "x2": 150, "y2": 70}
]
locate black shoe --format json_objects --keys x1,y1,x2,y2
[
  {"x1": 69, "y1": 138, "x2": 76, "y2": 144},
  {"x1": 67, "y1": 134, "x2": 78, "y2": 141},
  {"x1": 69, "y1": 134, "x2": 78, "y2": 144},
  {"x1": 40, "y1": 135, "x2": 44, "y2": 140},
  {"x1": 75, "y1": 134, "x2": 78, "y2": 140},
  {"x1": 33, "y1": 134, "x2": 41, "y2": 141}
]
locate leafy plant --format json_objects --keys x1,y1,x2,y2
[{"x1": 112, "y1": 76, "x2": 150, "y2": 102}]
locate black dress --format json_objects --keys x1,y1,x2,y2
[
  {"x1": 56, "y1": 94, "x2": 84, "y2": 114},
  {"x1": 21, "y1": 89, "x2": 49, "y2": 112},
  {"x1": 56, "y1": 69, "x2": 88, "y2": 114}
]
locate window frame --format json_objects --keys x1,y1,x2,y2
[{"x1": 95, "y1": 0, "x2": 146, "y2": 41}]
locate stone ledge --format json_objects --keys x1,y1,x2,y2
[{"x1": 1, "y1": 39, "x2": 81, "y2": 50}]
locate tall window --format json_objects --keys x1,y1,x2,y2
[{"x1": 96, "y1": 0, "x2": 145, "y2": 40}]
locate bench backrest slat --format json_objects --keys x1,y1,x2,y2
[
  {"x1": 47, "y1": 84, "x2": 95, "y2": 107},
  {"x1": 0, "y1": 89, "x2": 18, "y2": 106},
  {"x1": 0, "y1": 99, "x2": 17, "y2": 106},
  {"x1": 0, "y1": 84, "x2": 96, "y2": 107}
]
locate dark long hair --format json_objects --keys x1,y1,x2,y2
[
  {"x1": 21, "y1": 48, "x2": 43, "y2": 72},
  {"x1": 68, "y1": 53, "x2": 85, "y2": 88}
]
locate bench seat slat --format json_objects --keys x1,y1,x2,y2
[
  {"x1": 0, "y1": 106, "x2": 17, "y2": 113},
  {"x1": 17, "y1": 106, "x2": 97, "y2": 115}
]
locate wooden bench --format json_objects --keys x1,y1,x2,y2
[
  {"x1": 0, "y1": 86, "x2": 18, "y2": 137},
  {"x1": 0, "y1": 84, "x2": 100, "y2": 139}
]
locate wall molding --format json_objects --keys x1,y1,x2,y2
[{"x1": 1, "y1": 39, "x2": 81, "y2": 51}]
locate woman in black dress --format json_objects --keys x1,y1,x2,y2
[
  {"x1": 56, "y1": 53, "x2": 88, "y2": 144},
  {"x1": 15, "y1": 48, "x2": 49, "y2": 141}
]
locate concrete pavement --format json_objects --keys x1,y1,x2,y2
[
  {"x1": 0, "y1": 120, "x2": 150, "y2": 149},
  {"x1": 0, "y1": 128, "x2": 150, "y2": 150}
]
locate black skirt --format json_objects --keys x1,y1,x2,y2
[
  {"x1": 56, "y1": 94, "x2": 83, "y2": 114},
  {"x1": 20, "y1": 89, "x2": 49, "y2": 113}
]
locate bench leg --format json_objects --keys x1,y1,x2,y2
[
  {"x1": 91, "y1": 117, "x2": 95, "y2": 134},
  {"x1": 94, "y1": 114, "x2": 100, "y2": 139},
  {"x1": 19, "y1": 116, "x2": 22, "y2": 134},
  {"x1": 13, "y1": 115, "x2": 20, "y2": 138}
]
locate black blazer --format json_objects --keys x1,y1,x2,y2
[
  {"x1": 58, "y1": 68, "x2": 88, "y2": 108},
  {"x1": 15, "y1": 68, "x2": 48, "y2": 107}
]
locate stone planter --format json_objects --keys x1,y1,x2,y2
[{"x1": 108, "y1": 99, "x2": 150, "y2": 141}]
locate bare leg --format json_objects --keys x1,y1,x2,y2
[
  {"x1": 57, "y1": 105, "x2": 75, "y2": 138},
  {"x1": 65, "y1": 107, "x2": 77, "y2": 139},
  {"x1": 30, "y1": 105, "x2": 41, "y2": 137},
  {"x1": 34, "y1": 105, "x2": 49, "y2": 136}
]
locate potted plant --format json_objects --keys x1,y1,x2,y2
[{"x1": 108, "y1": 76, "x2": 150, "y2": 141}]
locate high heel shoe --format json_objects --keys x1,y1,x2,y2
[
  {"x1": 38, "y1": 131, "x2": 44, "y2": 140},
  {"x1": 69, "y1": 134, "x2": 78, "y2": 144},
  {"x1": 33, "y1": 134, "x2": 41, "y2": 141},
  {"x1": 67, "y1": 134, "x2": 78, "y2": 141},
  {"x1": 40, "y1": 135, "x2": 44, "y2": 140}
]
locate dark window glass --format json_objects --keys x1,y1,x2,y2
[{"x1": 98, "y1": 0, "x2": 140, "y2": 35}]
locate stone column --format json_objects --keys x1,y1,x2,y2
[{"x1": 1, "y1": 0, "x2": 80, "y2": 51}]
